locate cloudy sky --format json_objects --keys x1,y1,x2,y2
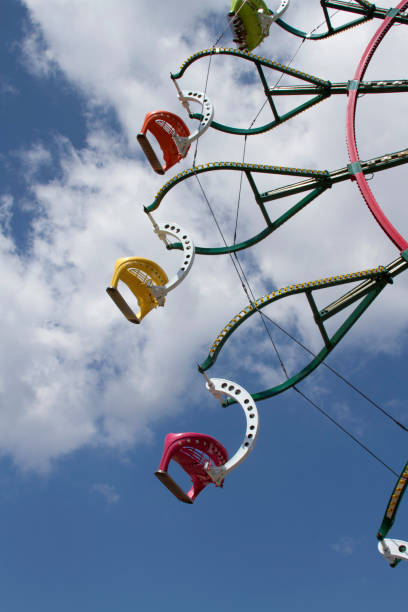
[{"x1": 1, "y1": 1, "x2": 407, "y2": 610}]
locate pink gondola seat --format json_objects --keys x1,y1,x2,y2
[{"x1": 155, "y1": 432, "x2": 228, "y2": 503}]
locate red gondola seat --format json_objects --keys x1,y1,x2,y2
[{"x1": 137, "y1": 111, "x2": 191, "y2": 175}]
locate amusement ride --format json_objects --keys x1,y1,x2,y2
[{"x1": 106, "y1": 0, "x2": 408, "y2": 567}]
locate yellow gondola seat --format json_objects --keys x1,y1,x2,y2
[{"x1": 107, "y1": 257, "x2": 169, "y2": 324}]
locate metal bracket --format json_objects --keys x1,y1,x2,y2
[
  {"x1": 258, "y1": 0, "x2": 290, "y2": 36},
  {"x1": 145, "y1": 212, "x2": 195, "y2": 301},
  {"x1": 378, "y1": 538, "x2": 408, "y2": 567},
  {"x1": 203, "y1": 377, "x2": 259, "y2": 485},
  {"x1": 172, "y1": 82, "x2": 214, "y2": 156},
  {"x1": 348, "y1": 79, "x2": 360, "y2": 91},
  {"x1": 348, "y1": 161, "x2": 363, "y2": 175}
]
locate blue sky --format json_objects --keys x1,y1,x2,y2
[{"x1": 0, "y1": 1, "x2": 408, "y2": 610}]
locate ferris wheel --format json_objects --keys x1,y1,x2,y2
[{"x1": 106, "y1": 0, "x2": 408, "y2": 564}]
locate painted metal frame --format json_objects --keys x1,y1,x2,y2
[
  {"x1": 171, "y1": 49, "x2": 408, "y2": 138},
  {"x1": 276, "y1": 0, "x2": 408, "y2": 40},
  {"x1": 146, "y1": 216, "x2": 195, "y2": 302},
  {"x1": 199, "y1": 256, "x2": 408, "y2": 405},
  {"x1": 144, "y1": 149, "x2": 408, "y2": 256},
  {"x1": 377, "y1": 461, "x2": 408, "y2": 567},
  {"x1": 172, "y1": 85, "x2": 215, "y2": 156},
  {"x1": 203, "y1": 377, "x2": 259, "y2": 484},
  {"x1": 346, "y1": 0, "x2": 408, "y2": 253},
  {"x1": 106, "y1": 219, "x2": 195, "y2": 323}
]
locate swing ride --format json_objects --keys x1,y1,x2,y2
[{"x1": 107, "y1": 0, "x2": 408, "y2": 565}]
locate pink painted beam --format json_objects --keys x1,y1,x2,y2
[{"x1": 346, "y1": 0, "x2": 408, "y2": 252}]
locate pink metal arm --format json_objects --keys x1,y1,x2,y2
[{"x1": 346, "y1": 0, "x2": 408, "y2": 253}]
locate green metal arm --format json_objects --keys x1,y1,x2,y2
[
  {"x1": 190, "y1": 78, "x2": 408, "y2": 136},
  {"x1": 276, "y1": 1, "x2": 408, "y2": 40},
  {"x1": 266, "y1": 80, "x2": 408, "y2": 96},
  {"x1": 171, "y1": 48, "x2": 329, "y2": 84},
  {"x1": 144, "y1": 149, "x2": 408, "y2": 256},
  {"x1": 172, "y1": 48, "x2": 408, "y2": 137},
  {"x1": 172, "y1": 48, "x2": 331, "y2": 137},
  {"x1": 199, "y1": 255, "x2": 407, "y2": 406},
  {"x1": 377, "y1": 461, "x2": 408, "y2": 540}
]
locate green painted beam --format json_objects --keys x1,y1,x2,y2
[
  {"x1": 262, "y1": 148, "x2": 408, "y2": 202},
  {"x1": 190, "y1": 79, "x2": 408, "y2": 136},
  {"x1": 199, "y1": 255, "x2": 407, "y2": 406},
  {"x1": 190, "y1": 93, "x2": 329, "y2": 136},
  {"x1": 146, "y1": 162, "x2": 329, "y2": 213},
  {"x1": 276, "y1": 1, "x2": 408, "y2": 40},
  {"x1": 276, "y1": 14, "x2": 370, "y2": 40},
  {"x1": 267, "y1": 81, "x2": 408, "y2": 96},
  {"x1": 200, "y1": 265, "x2": 388, "y2": 371},
  {"x1": 377, "y1": 461, "x2": 408, "y2": 540},
  {"x1": 145, "y1": 150, "x2": 408, "y2": 257},
  {"x1": 225, "y1": 282, "x2": 386, "y2": 405},
  {"x1": 171, "y1": 48, "x2": 329, "y2": 86},
  {"x1": 245, "y1": 170, "x2": 272, "y2": 227},
  {"x1": 166, "y1": 186, "x2": 327, "y2": 256},
  {"x1": 146, "y1": 149, "x2": 408, "y2": 215},
  {"x1": 306, "y1": 290, "x2": 331, "y2": 349},
  {"x1": 256, "y1": 63, "x2": 280, "y2": 122}
]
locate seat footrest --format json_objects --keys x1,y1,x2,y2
[
  {"x1": 106, "y1": 287, "x2": 140, "y2": 323},
  {"x1": 137, "y1": 133, "x2": 165, "y2": 175},
  {"x1": 155, "y1": 470, "x2": 193, "y2": 504}
]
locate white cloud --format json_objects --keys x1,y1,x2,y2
[
  {"x1": 91, "y1": 483, "x2": 120, "y2": 504},
  {"x1": 0, "y1": 1, "x2": 405, "y2": 471},
  {"x1": 18, "y1": 142, "x2": 53, "y2": 182},
  {"x1": 0, "y1": 74, "x2": 19, "y2": 96},
  {"x1": 21, "y1": 20, "x2": 58, "y2": 78},
  {"x1": 332, "y1": 536, "x2": 355, "y2": 556},
  {"x1": 331, "y1": 401, "x2": 365, "y2": 438},
  {"x1": 0, "y1": 195, "x2": 13, "y2": 234}
]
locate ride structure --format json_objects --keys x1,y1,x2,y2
[
  {"x1": 109, "y1": 2, "x2": 408, "y2": 529},
  {"x1": 137, "y1": 111, "x2": 191, "y2": 175},
  {"x1": 276, "y1": 0, "x2": 408, "y2": 40},
  {"x1": 155, "y1": 376, "x2": 259, "y2": 503},
  {"x1": 106, "y1": 214, "x2": 195, "y2": 324},
  {"x1": 137, "y1": 88, "x2": 214, "y2": 175},
  {"x1": 377, "y1": 462, "x2": 408, "y2": 567}
]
